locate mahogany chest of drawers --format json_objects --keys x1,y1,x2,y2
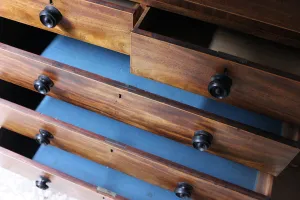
[{"x1": 0, "y1": 0, "x2": 299, "y2": 199}]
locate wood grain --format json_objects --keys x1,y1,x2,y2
[
  {"x1": 0, "y1": 98, "x2": 268, "y2": 200},
  {"x1": 282, "y1": 123, "x2": 300, "y2": 142},
  {"x1": 0, "y1": 0, "x2": 142, "y2": 54},
  {"x1": 131, "y1": 8, "x2": 300, "y2": 126},
  {"x1": 0, "y1": 43, "x2": 299, "y2": 176},
  {"x1": 0, "y1": 146, "x2": 127, "y2": 200},
  {"x1": 131, "y1": 0, "x2": 300, "y2": 34},
  {"x1": 255, "y1": 172, "x2": 273, "y2": 197}
]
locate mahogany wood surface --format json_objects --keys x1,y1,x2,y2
[
  {"x1": 0, "y1": 98, "x2": 268, "y2": 200},
  {"x1": 255, "y1": 172, "x2": 273, "y2": 197},
  {"x1": 0, "y1": 43, "x2": 299, "y2": 176},
  {"x1": 131, "y1": 0, "x2": 300, "y2": 34},
  {"x1": 0, "y1": 146, "x2": 127, "y2": 200},
  {"x1": 131, "y1": 8, "x2": 300, "y2": 126},
  {"x1": 0, "y1": 0, "x2": 142, "y2": 55}
]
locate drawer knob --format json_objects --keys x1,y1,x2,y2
[
  {"x1": 34, "y1": 75, "x2": 54, "y2": 95},
  {"x1": 36, "y1": 176, "x2": 51, "y2": 190},
  {"x1": 192, "y1": 130, "x2": 213, "y2": 151},
  {"x1": 35, "y1": 129, "x2": 53, "y2": 145},
  {"x1": 208, "y1": 69, "x2": 232, "y2": 99},
  {"x1": 39, "y1": 5, "x2": 62, "y2": 28},
  {"x1": 174, "y1": 182, "x2": 193, "y2": 198}
]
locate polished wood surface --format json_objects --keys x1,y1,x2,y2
[
  {"x1": 0, "y1": 98, "x2": 268, "y2": 200},
  {"x1": 0, "y1": 0, "x2": 142, "y2": 54},
  {"x1": 0, "y1": 43, "x2": 299, "y2": 176},
  {"x1": 0, "y1": 146, "x2": 127, "y2": 200},
  {"x1": 131, "y1": 0, "x2": 300, "y2": 48},
  {"x1": 255, "y1": 172, "x2": 273, "y2": 197},
  {"x1": 282, "y1": 123, "x2": 300, "y2": 142},
  {"x1": 131, "y1": 8, "x2": 300, "y2": 126},
  {"x1": 131, "y1": 0, "x2": 300, "y2": 34}
]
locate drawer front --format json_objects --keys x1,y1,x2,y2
[
  {"x1": 0, "y1": 42, "x2": 299, "y2": 176},
  {"x1": 0, "y1": 98, "x2": 268, "y2": 200},
  {"x1": 131, "y1": 8, "x2": 300, "y2": 125},
  {"x1": 0, "y1": 0, "x2": 142, "y2": 54},
  {"x1": 0, "y1": 146, "x2": 125, "y2": 200}
]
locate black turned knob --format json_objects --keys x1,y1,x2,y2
[
  {"x1": 39, "y1": 5, "x2": 62, "y2": 28},
  {"x1": 192, "y1": 130, "x2": 213, "y2": 151},
  {"x1": 36, "y1": 176, "x2": 51, "y2": 190},
  {"x1": 174, "y1": 182, "x2": 193, "y2": 198},
  {"x1": 34, "y1": 75, "x2": 54, "y2": 95},
  {"x1": 208, "y1": 69, "x2": 232, "y2": 99},
  {"x1": 35, "y1": 129, "x2": 53, "y2": 145}
]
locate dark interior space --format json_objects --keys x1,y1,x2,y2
[
  {"x1": 138, "y1": 8, "x2": 218, "y2": 48},
  {"x1": 0, "y1": 17, "x2": 56, "y2": 54},
  {"x1": 0, "y1": 17, "x2": 57, "y2": 158}
]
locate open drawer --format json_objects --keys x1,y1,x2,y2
[
  {"x1": 0, "y1": 96, "x2": 273, "y2": 200},
  {"x1": 0, "y1": 23, "x2": 299, "y2": 176},
  {"x1": 0, "y1": 145, "x2": 126, "y2": 200},
  {"x1": 131, "y1": 7, "x2": 300, "y2": 125},
  {"x1": 0, "y1": 0, "x2": 142, "y2": 54}
]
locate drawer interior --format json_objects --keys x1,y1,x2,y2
[
  {"x1": 137, "y1": 8, "x2": 300, "y2": 76},
  {"x1": 0, "y1": 17, "x2": 56, "y2": 55}
]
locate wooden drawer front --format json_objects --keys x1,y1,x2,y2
[
  {"x1": 131, "y1": 7, "x2": 300, "y2": 125},
  {"x1": 0, "y1": 42, "x2": 299, "y2": 176},
  {"x1": 0, "y1": 146, "x2": 126, "y2": 200},
  {"x1": 0, "y1": 98, "x2": 268, "y2": 200},
  {"x1": 0, "y1": 0, "x2": 142, "y2": 55}
]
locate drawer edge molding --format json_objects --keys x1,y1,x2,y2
[
  {"x1": 0, "y1": 97, "x2": 268, "y2": 200},
  {"x1": 0, "y1": 42, "x2": 299, "y2": 176},
  {"x1": 0, "y1": 146, "x2": 127, "y2": 200}
]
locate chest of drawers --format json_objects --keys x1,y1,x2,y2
[{"x1": 0, "y1": 1, "x2": 299, "y2": 199}]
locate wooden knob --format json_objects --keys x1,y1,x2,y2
[
  {"x1": 35, "y1": 129, "x2": 53, "y2": 145},
  {"x1": 36, "y1": 176, "x2": 51, "y2": 190},
  {"x1": 174, "y1": 182, "x2": 193, "y2": 198},
  {"x1": 34, "y1": 75, "x2": 54, "y2": 95},
  {"x1": 192, "y1": 130, "x2": 213, "y2": 151},
  {"x1": 208, "y1": 69, "x2": 232, "y2": 99},
  {"x1": 39, "y1": 5, "x2": 62, "y2": 28}
]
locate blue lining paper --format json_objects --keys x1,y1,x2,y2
[{"x1": 33, "y1": 35, "x2": 281, "y2": 199}]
